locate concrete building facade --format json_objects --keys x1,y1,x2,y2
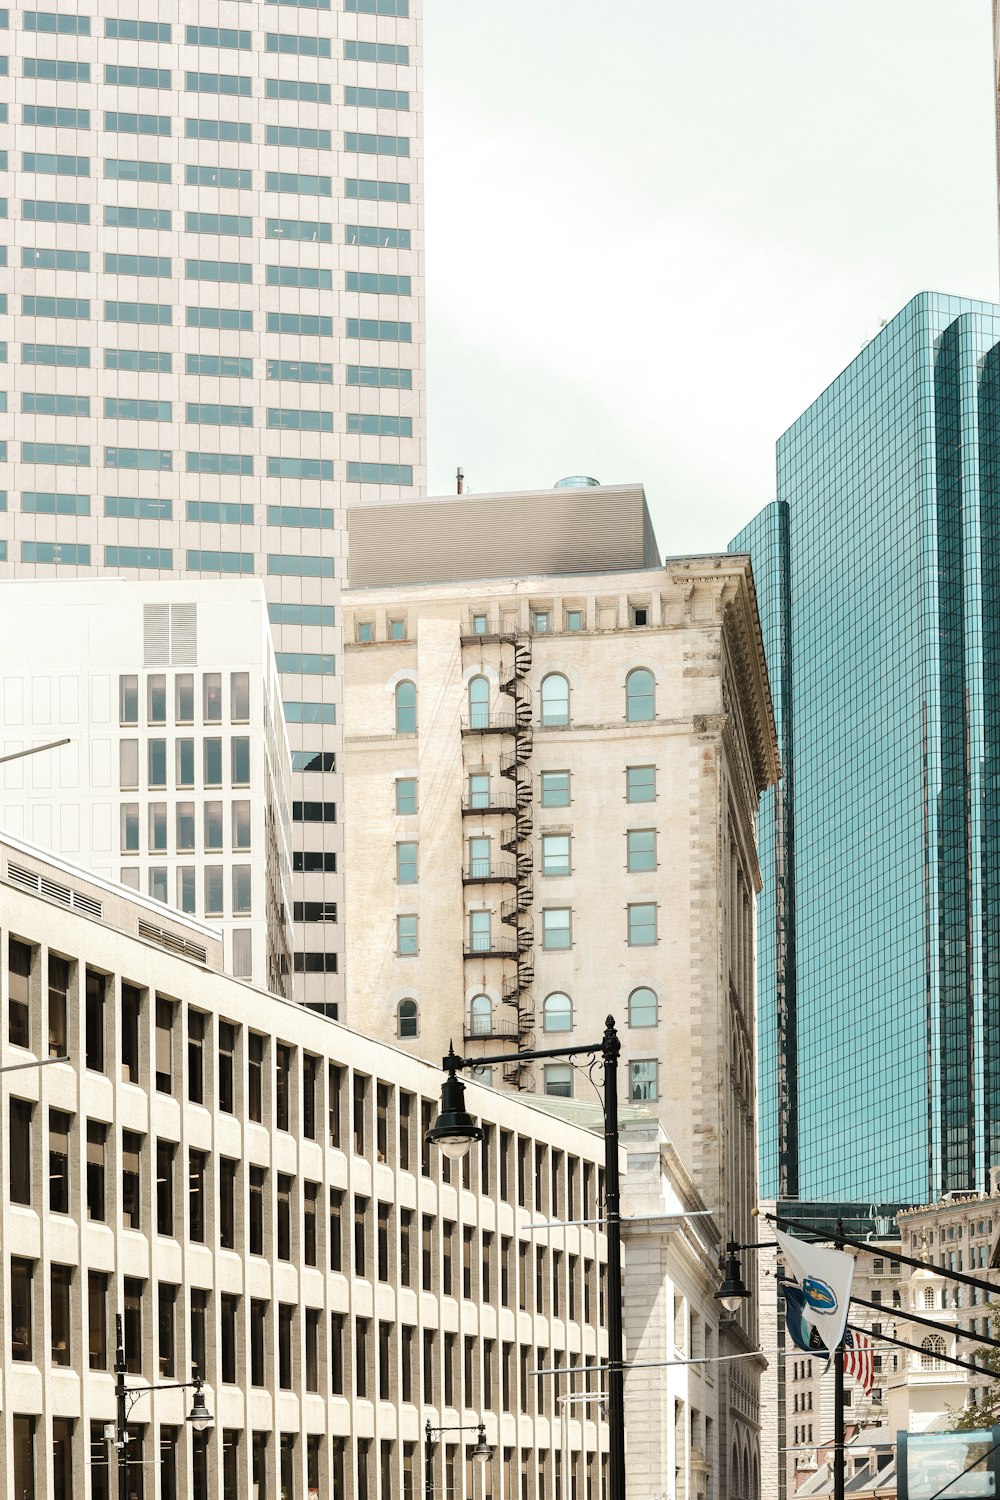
[
  {"x1": 0, "y1": 0, "x2": 427, "y2": 1005},
  {"x1": 340, "y1": 484, "x2": 781, "y2": 1500},
  {"x1": 0, "y1": 578, "x2": 292, "y2": 994},
  {"x1": 0, "y1": 829, "x2": 611, "y2": 1500}
]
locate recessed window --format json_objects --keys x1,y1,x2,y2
[
  {"x1": 626, "y1": 766, "x2": 656, "y2": 803},
  {"x1": 119, "y1": 674, "x2": 138, "y2": 723},
  {"x1": 469, "y1": 995, "x2": 492, "y2": 1037},
  {"x1": 396, "y1": 842, "x2": 418, "y2": 885},
  {"x1": 628, "y1": 903, "x2": 657, "y2": 946},
  {"x1": 397, "y1": 1000, "x2": 418, "y2": 1039},
  {"x1": 540, "y1": 770, "x2": 570, "y2": 807},
  {"x1": 540, "y1": 674, "x2": 570, "y2": 727},
  {"x1": 468, "y1": 773, "x2": 491, "y2": 809},
  {"x1": 395, "y1": 681, "x2": 417, "y2": 734},
  {"x1": 628, "y1": 987, "x2": 658, "y2": 1028},
  {"x1": 625, "y1": 669, "x2": 655, "y2": 723},
  {"x1": 395, "y1": 778, "x2": 417, "y2": 815},
  {"x1": 388, "y1": 619, "x2": 406, "y2": 641},
  {"x1": 532, "y1": 611, "x2": 550, "y2": 633},
  {"x1": 631, "y1": 606, "x2": 649, "y2": 627},
  {"x1": 468, "y1": 837, "x2": 491, "y2": 879},
  {"x1": 627, "y1": 829, "x2": 657, "y2": 872},
  {"x1": 468, "y1": 911, "x2": 491, "y2": 952},
  {"x1": 544, "y1": 1064, "x2": 573, "y2": 1098},
  {"x1": 542, "y1": 909, "x2": 571, "y2": 950},
  {"x1": 565, "y1": 610, "x2": 583, "y2": 632},
  {"x1": 396, "y1": 915, "x2": 418, "y2": 955},
  {"x1": 630, "y1": 1060, "x2": 658, "y2": 1102},
  {"x1": 541, "y1": 834, "x2": 571, "y2": 876},
  {"x1": 472, "y1": 613, "x2": 488, "y2": 635},
  {"x1": 468, "y1": 675, "x2": 490, "y2": 730},
  {"x1": 357, "y1": 621, "x2": 374, "y2": 643},
  {"x1": 542, "y1": 992, "x2": 573, "y2": 1032}
]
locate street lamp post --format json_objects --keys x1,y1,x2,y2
[
  {"x1": 425, "y1": 1014, "x2": 625, "y2": 1500},
  {"x1": 113, "y1": 1313, "x2": 212, "y2": 1500},
  {"x1": 424, "y1": 1421, "x2": 492, "y2": 1500}
]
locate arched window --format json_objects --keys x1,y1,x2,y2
[
  {"x1": 628, "y1": 987, "x2": 658, "y2": 1028},
  {"x1": 540, "y1": 673, "x2": 570, "y2": 727},
  {"x1": 625, "y1": 668, "x2": 655, "y2": 723},
  {"x1": 921, "y1": 1334, "x2": 945, "y2": 1370},
  {"x1": 543, "y1": 992, "x2": 573, "y2": 1033},
  {"x1": 395, "y1": 680, "x2": 417, "y2": 734},
  {"x1": 469, "y1": 994, "x2": 493, "y2": 1038},
  {"x1": 397, "y1": 999, "x2": 418, "y2": 1039},
  {"x1": 468, "y1": 675, "x2": 490, "y2": 730}
]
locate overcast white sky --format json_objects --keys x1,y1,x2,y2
[{"x1": 422, "y1": 0, "x2": 999, "y2": 554}]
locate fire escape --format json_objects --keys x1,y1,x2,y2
[{"x1": 460, "y1": 620, "x2": 536, "y2": 1090}]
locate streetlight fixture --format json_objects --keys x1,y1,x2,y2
[
  {"x1": 424, "y1": 1421, "x2": 492, "y2": 1500},
  {"x1": 425, "y1": 1015, "x2": 625, "y2": 1500},
  {"x1": 715, "y1": 1244, "x2": 751, "y2": 1312},
  {"x1": 114, "y1": 1314, "x2": 213, "y2": 1500}
]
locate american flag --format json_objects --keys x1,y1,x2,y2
[{"x1": 843, "y1": 1329, "x2": 875, "y2": 1395}]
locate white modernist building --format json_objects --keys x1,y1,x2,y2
[
  {"x1": 0, "y1": 829, "x2": 610, "y2": 1500},
  {"x1": 0, "y1": 0, "x2": 427, "y2": 1003},
  {"x1": 0, "y1": 578, "x2": 293, "y2": 993}
]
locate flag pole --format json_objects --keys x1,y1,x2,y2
[{"x1": 833, "y1": 1341, "x2": 846, "y2": 1500}]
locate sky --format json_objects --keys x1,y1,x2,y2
[{"x1": 422, "y1": 0, "x2": 1000, "y2": 555}]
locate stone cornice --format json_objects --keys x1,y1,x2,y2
[{"x1": 676, "y1": 559, "x2": 780, "y2": 795}]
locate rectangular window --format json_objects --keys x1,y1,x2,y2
[
  {"x1": 158, "y1": 1284, "x2": 176, "y2": 1378},
  {"x1": 122, "y1": 1132, "x2": 142, "y2": 1229},
  {"x1": 630, "y1": 1060, "x2": 659, "y2": 1102},
  {"x1": 89, "y1": 1270, "x2": 109, "y2": 1370},
  {"x1": 627, "y1": 829, "x2": 657, "y2": 872},
  {"x1": 397, "y1": 842, "x2": 418, "y2": 884},
  {"x1": 12, "y1": 1257, "x2": 33, "y2": 1360},
  {"x1": 122, "y1": 984, "x2": 141, "y2": 1083},
  {"x1": 189, "y1": 1151, "x2": 206, "y2": 1241},
  {"x1": 87, "y1": 1121, "x2": 107, "y2": 1222},
  {"x1": 542, "y1": 908, "x2": 572, "y2": 949},
  {"x1": 188, "y1": 1012, "x2": 204, "y2": 1103},
  {"x1": 156, "y1": 1140, "x2": 174, "y2": 1235},
  {"x1": 541, "y1": 834, "x2": 571, "y2": 875},
  {"x1": 48, "y1": 1109, "x2": 70, "y2": 1212},
  {"x1": 628, "y1": 903, "x2": 658, "y2": 946},
  {"x1": 627, "y1": 765, "x2": 657, "y2": 803},
  {"x1": 540, "y1": 770, "x2": 571, "y2": 807},
  {"x1": 220, "y1": 1159, "x2": 237, "y2": 1250},
  {"x1": 397, "y1": 915, "x2": 418, "y2": 956},
  {"x1": 249, "y1": 1036, "x2": 264, "y2": 1123},
  {"x1": 276, "y1": 1045, "x2": 292, "y2": 1132}
]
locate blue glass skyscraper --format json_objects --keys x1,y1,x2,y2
[{"x1": 733, "y1": 291, "x2": 1000, "y2": 1204}]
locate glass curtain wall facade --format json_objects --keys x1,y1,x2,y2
[
  {"x1": 733, "y1": 292, "x2": 1000, "y2": 1203},
  {"x1": 0, "y1": 0, "x2": 425, "y2": 1009}
]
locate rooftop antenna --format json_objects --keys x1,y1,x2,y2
[{"x1": 456, "y1": 467, "x2": 464, "y2": 494}]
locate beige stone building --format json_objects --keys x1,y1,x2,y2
[
  {"x1": 341, "y1": 482, "x2": 780, "y2": 1499},
  {"x1": 0, "y1": 829, "x2": 611, "y2": 1500}
]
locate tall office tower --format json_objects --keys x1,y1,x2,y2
[
  {"x1": 0, "y1": 0, "x2": 425, "y2": 1011},
  {"x1": 732, "y1": 291, "x2": 1000, "y2": 1206}
]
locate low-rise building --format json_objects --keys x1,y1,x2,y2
[
  {"x1": 0, "y1": 830, "x2": 610, "y2": 1500},
  {"x1": 0, "y1": 578, "x2": 292, "y2": 994}
]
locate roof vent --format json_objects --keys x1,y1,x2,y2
[{"x1": 553, "y1": 476, "x2": 601, "y2": 489}]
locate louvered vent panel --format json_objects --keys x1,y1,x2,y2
[
  {"x1": 143, "y1": 603, "x2": 170, "y2": 666},
  {"x1": 170, "y1": 603, "x2": 197, "y2": 665},
  {"x1": 72, "y1": 891, "x2": 102, "y2": 918},
  {"x1": 7, "y1": 862, "x2": 40, "y2": 891},
  {"x1": 137, "y1": 918, "x2": 207, "y2": 965},
  {"x1": 39, "y1": 877, "x2": 71, "y2": 907}
]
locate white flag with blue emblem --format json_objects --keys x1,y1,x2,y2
[{"x1": 776, "y1": 1229, "x2": 855, "y2": 1355}]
